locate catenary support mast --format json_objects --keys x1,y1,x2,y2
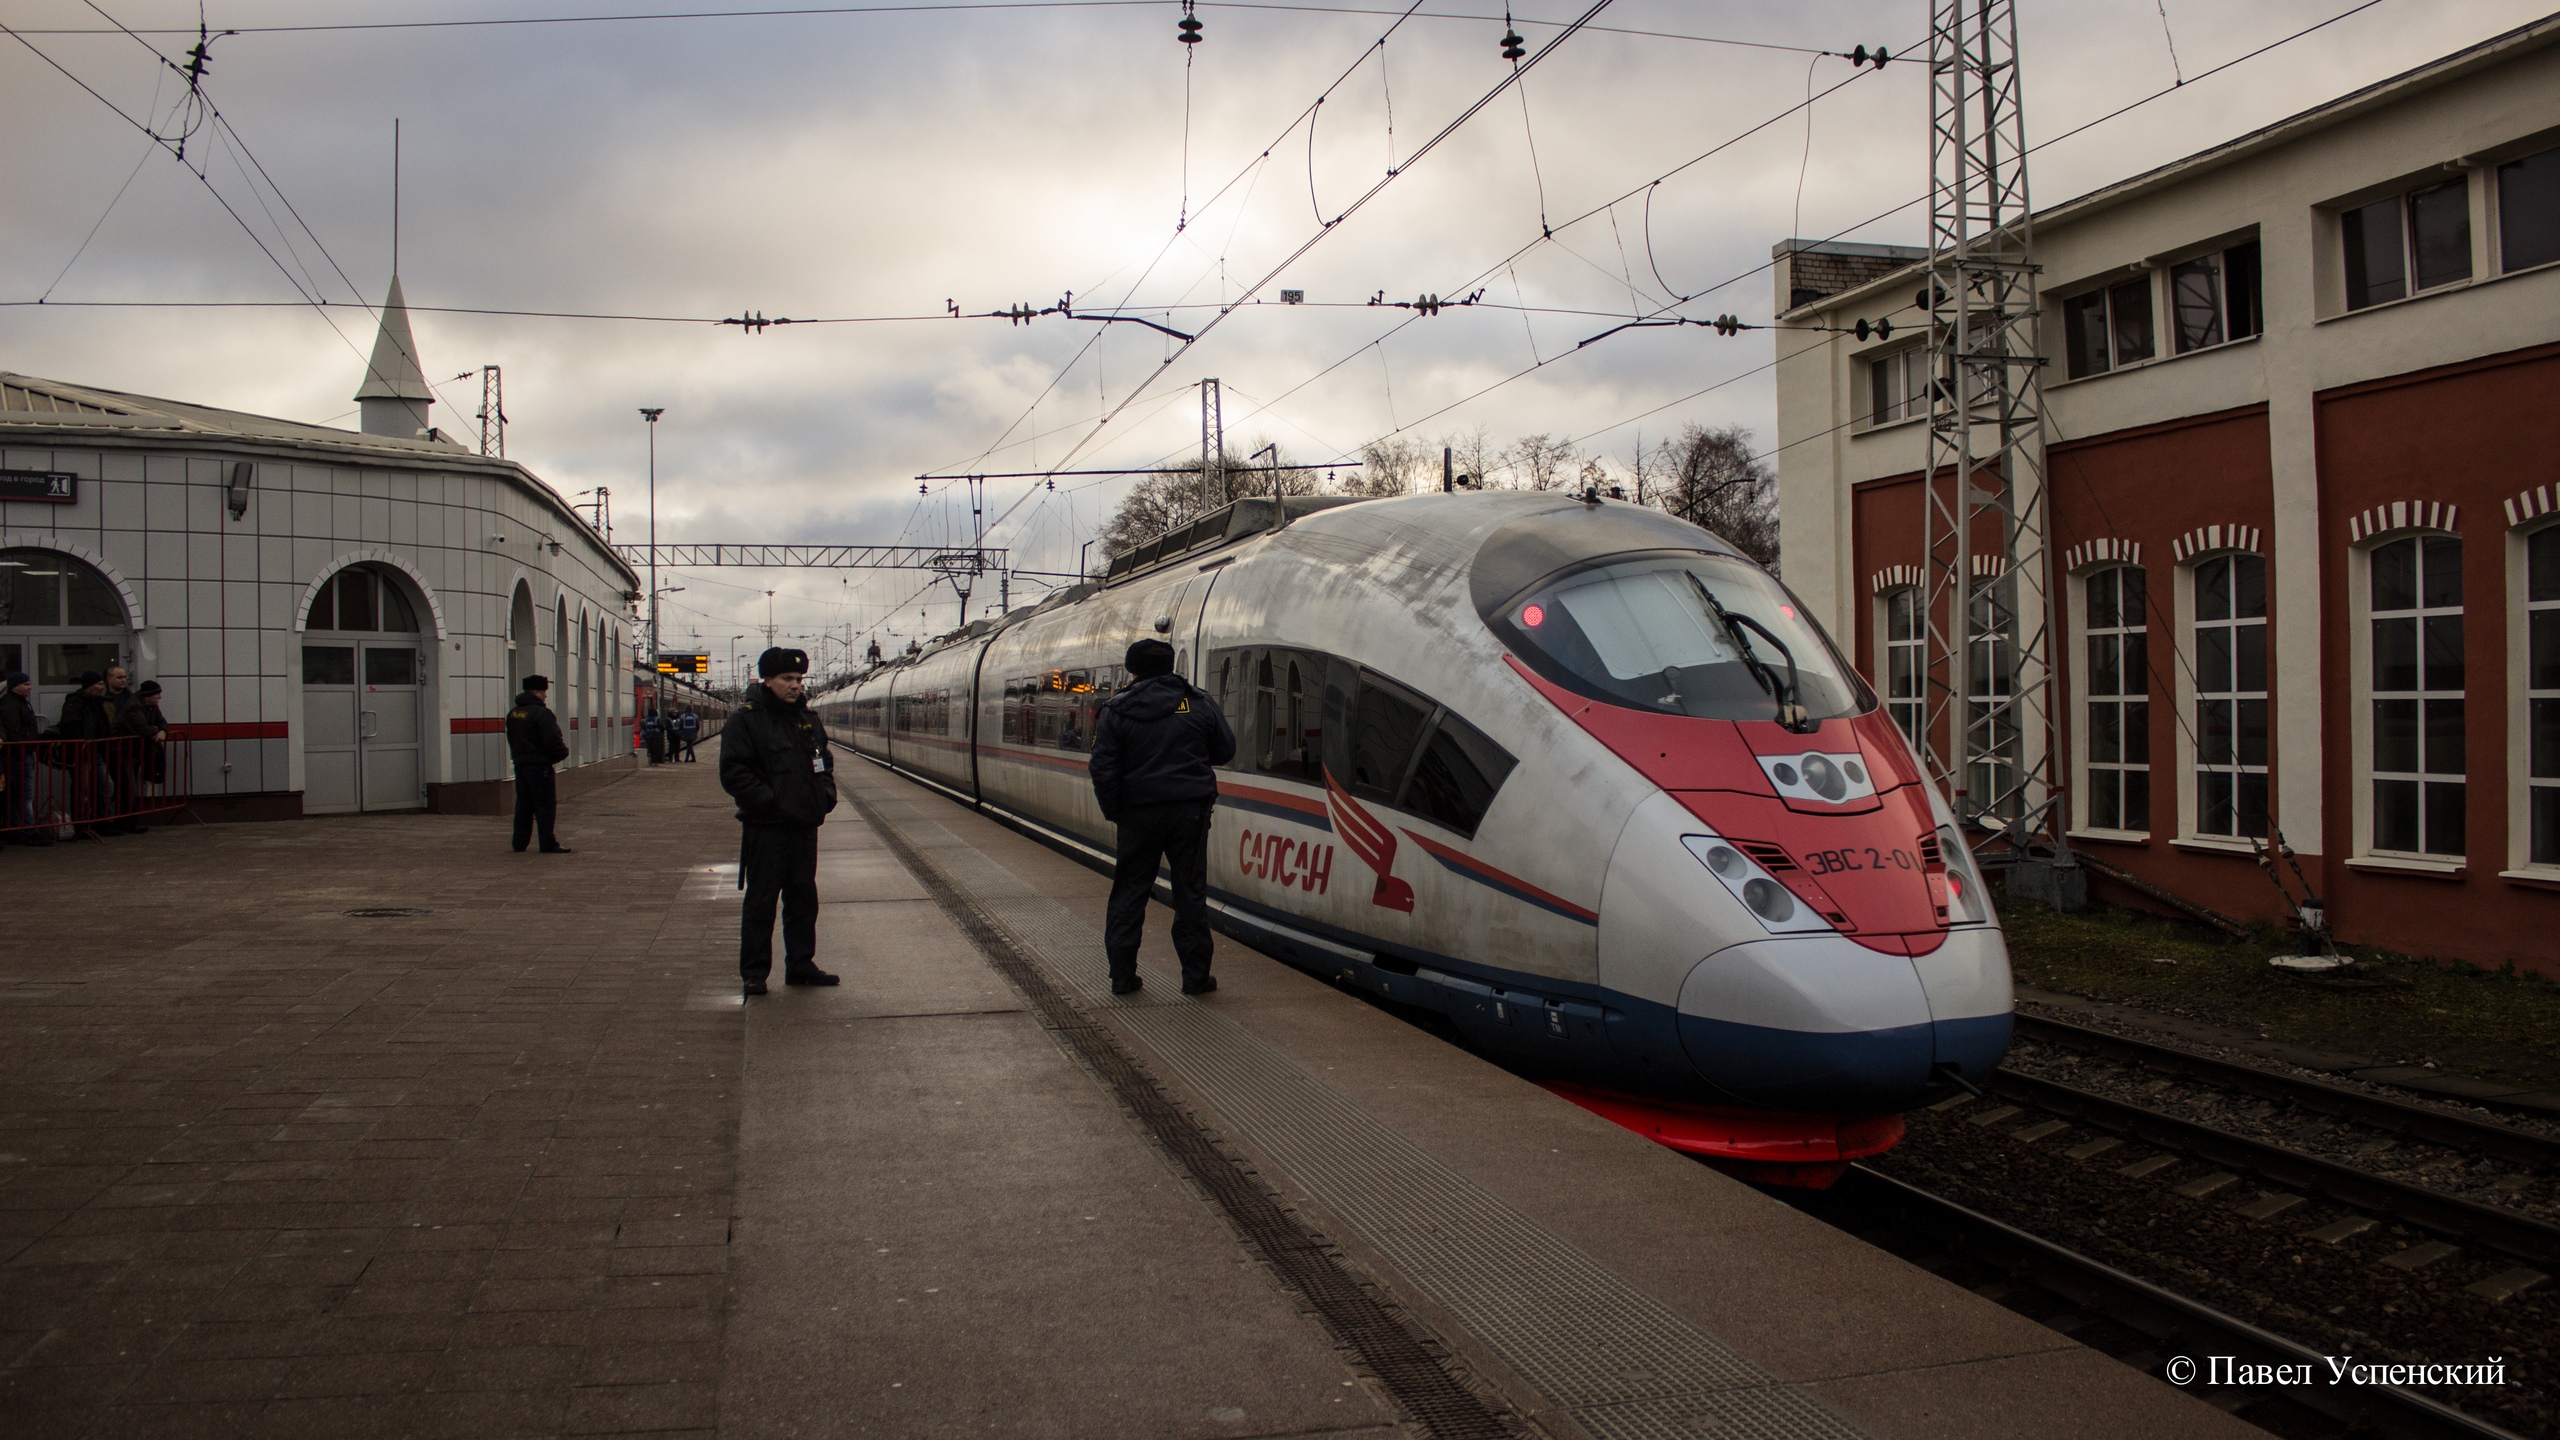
[{"x1": 1921, "y1": 0, "x2": 2059, "y2": 844}]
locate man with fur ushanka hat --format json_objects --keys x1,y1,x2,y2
[{"x1": 718, "y1": 646, "x2": 840, "y2": 997}]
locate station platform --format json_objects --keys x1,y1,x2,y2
[{"x1": 0, "y1": 758, "x2": 2259, "y2": 1440}]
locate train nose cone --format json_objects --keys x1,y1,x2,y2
[{"x1": 1675, "y1": 936, "x2": 1937, "y2": 1111}]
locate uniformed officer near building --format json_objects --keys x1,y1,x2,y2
[
  {"x1": 720, "y1": 647, "x2": 840, "y2": 997},
  {"x1": 504, "y1": 675, "x2": 572, "y2": 853},
  {"x1": 1089, "y1": 638, "x2": 1236, "y2": 996}
]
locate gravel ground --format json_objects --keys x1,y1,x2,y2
[
  {"x1": 1874, "y1": 1099, "x2": 2556, "y2": 1439},
  {"x1": 2000, "y1": 1036, "x2": 2560, "y2": 1226}
]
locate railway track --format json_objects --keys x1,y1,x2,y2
[
  {"x1": 1978, "y1": 1068, "x2": 2560, "y2": 1268},
  {"x1": 1825, "y1": 1015, "x2": 2557, "y2": 1437},
  {"x1": 2013, "y1": 1014, "x2": 2560, "y2": 1170},
  {"x1": 1811, "y1": 1166, "x2": 2530, "y2": 1440}
]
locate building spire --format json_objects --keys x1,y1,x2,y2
[
  {"x1": 356, "y1": 275, "x2": 433, "y2": 436},
  {"x1": 356, "y1": 122, "x2": 436, "y2": 438}
]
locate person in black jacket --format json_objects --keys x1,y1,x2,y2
[
  {"x1": 1089, "y1": 638, "x2": 1237, "y2": 996},
  {"x1": 54, "y1": 672, "x2": 116, "y2": 841},
  {"x1": 719, "y1": 647, "x2": 840, "y2": 996},
  {"x1": 0, "y1": 671, "x2": 44, "y2": 846},
  {"x1": 505, "y1": 675, "x2": 573, "y2": 854}
]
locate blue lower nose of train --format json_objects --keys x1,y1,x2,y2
[{"x1": 1675, "y1": 1011, "x2": 2012, "y2": 1112}]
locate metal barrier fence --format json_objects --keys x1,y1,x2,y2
[{"x1": 0, "y1": 735, "x2": 192, "y2": 838}]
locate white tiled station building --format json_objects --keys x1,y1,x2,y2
[{"x1": 0, "y1": 285, "x2": 640, "y2": 819}]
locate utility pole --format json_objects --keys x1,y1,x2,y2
[
  {"x1": 640, "y1": 408, "x2": 665, "y2": 718},
  {"x1": 1920, "y1": 0, "x2": 2057, "y2": 847},
  {"x1": 764, "y1": 590, "x2": 776, "y2": 649}
]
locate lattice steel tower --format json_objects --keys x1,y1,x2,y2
[
  {"x1": 1921, "y1": 0, "x2": 2058, "y2": 842},
  {"x1": 475, "y1": 366, "x2": 506, "y2": 458}
]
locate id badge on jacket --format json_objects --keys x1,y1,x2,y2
[{"x1": 812, "y1": 752, "x2": 827, "y2": 774}]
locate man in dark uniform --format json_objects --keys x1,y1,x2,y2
[
  {"x1": 1089, "y1": 638, "x2": 1235, "y2": 996},
  {"x1": 505, "y1": 675, "x2": 573, "y2": 853},
  {"x1": 719, "y1": 647, "x2": 840, "y2": 997}
]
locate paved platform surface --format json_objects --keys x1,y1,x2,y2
[{"x1": 0, "y1": 759, "x2": 2258, "y2": 1440}]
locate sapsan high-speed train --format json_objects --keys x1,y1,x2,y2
[{"x1": 822, "y1": 490, "x2": 2012, "y2": 1185}]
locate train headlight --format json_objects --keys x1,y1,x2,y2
[
  {"x1": 1741, "y1": 877, "x2": 1796, "y2": 923},
  {"x1": 1934, "y1": 823, "x2": 1990, "y2": 926},
  {"x1": 1682, "y1": 835, "x2": 1827, "y2": 935}
]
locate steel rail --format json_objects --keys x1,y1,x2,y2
[
  {"x1": 2015, "y1": 1014, "x2": 2560, "y2": 1170},
  {"x1": 1836, "y1": 1166, "x2": 2526, "y2": 1440},
  {"x1": 1987, "y1": 1070, "x2": 2560, "y2": 1266}
]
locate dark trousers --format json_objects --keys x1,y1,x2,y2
[
  {"x1": 512, "y1": 764, "x2": 559, "y2": 850},
  {"x1": 1105, "y1": 801, "x2": 1215, "y2": 982},
  {"x1": 740, "y1": 825, "x2": 822, "y2": 982}
]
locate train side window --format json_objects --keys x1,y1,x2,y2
[
  {"x1": 1401, "y1": 711, "x2": 1516, "y2": 837},
  {"x1": 1346, "y1": 669, "x2": 1433, "y2": 803},
  {"x1": 1259, "y1": 650, "x2": 1326, "y2": 782}
]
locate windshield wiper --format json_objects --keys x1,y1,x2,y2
[{"x1": 1686, "y1": 573, "x2": 1815, "y2": 732}]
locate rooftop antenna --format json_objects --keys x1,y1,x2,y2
[{"x1": 391, "y1": 119, "x2": 400, "y2": 276}]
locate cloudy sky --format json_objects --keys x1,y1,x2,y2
[{"x1": 4, "y1": 0, "x2": 2546, "y2": 671}]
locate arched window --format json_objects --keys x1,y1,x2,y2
[
  {"x1": 2526, "y1": 525, "x2": 2560, "y2": 868},
  {"x1": 2191, "y1": 552, "x2": 2268, "y2": 839},
  {"x1": 2367, "y1": 534, "x2": 2464, "y2": 858},
  {"x1": 1, "y1": 548, "x2": 123, "y2": 627},
  {"x1": 2081, "y1": 565, "x2": 2150, "y2": 833},
  {"x1": 0, "y1": 548, "x2": 128, "y2": 702},
  {"x1": 1879, "y1": 587, "x2": 1925, "y2": 748},
  {"x1": 305, "y1": 566, "x2": 420, "y2": 633}
]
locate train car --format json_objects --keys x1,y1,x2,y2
[{"x1": 824, "y1": 491, "x2": 2012, "y2": 1183}]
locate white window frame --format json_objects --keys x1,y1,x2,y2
[
  {"x1": 2350, "y1": 528, "x2": 2467, "y2": 869},
  {"x1": 2173, "y1": 549, "x2": 2269, "y2": 849},
  {"x1": 2510, "y1": 519, "x2": 2560, "y2": 877},
  {"x1": 2492, "y1": 140, "x2": 2560, "y2": 277},
  {"x1": 2058, "y1": 270, "x2": 2160, "y2": 380},
  {"x1": 1875, "y1": 585, "x2": 1925, "y2": 749},
  {"x1": 2071, "y1": 563, "x2": 2150, "y2": 840},
  {"x1": 2165, "y1": 238, "x2": 2263, "y2": 356},
  {"x1": 1859, "y1": 345, "x2": 1936, "y2": 430}
]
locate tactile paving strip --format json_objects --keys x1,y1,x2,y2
[{"x1": 863, "y1": 793, "x2": 1870, "y2": 1440}]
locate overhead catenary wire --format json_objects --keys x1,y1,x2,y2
[
  {"x1": 11, "y1": 3, "x2": 1843, "y2": 57},
  {"x1": 1255, "y1": 0, "x2": 2400, "y2": 480},
  {"x1": 5, "y1": 8, "x2": 472, "y2": 421},
  {"x1": 1008, "y1": 0, "x2": 1616, "y2": 493}
]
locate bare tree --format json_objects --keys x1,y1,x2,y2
[
  {"x1": 1651, "y1": 422, "x2": 1779, "y2": 572},
  {"x1": 1501, "y1": 433, "x2": 1581, "y2": 491},
  {"x1": 1354, "y1": 436, "x2": 1430, "y2": 497},
  {"x1": 1444, "y1": 424, "x2": 1498, "y2": 490},
  {"x1": 1098, "y1": 442, "x2": 1320, "y2": 564}
]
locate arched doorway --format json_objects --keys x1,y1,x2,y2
[
  {"x1": 301, "y1": 565, "x2": 428, "y2": 813},
  {"x1": 506, "y1": 581, "x2": 535, "y2": 695},
  {"x1": 0, "y1": 547, "x2": 131, "y2": 723}
]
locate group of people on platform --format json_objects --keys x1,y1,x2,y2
[
  {"x1": 502, "y1": 639, "x2": 1234, "y2": 1002},
  {"x1": 0, "y1": 665, "x2": 172, "y2": 846},
  {"x1": 641, "y1": 707, "x2": 701, "y2": 765}
]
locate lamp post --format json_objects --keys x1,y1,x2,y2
[
  {"x1": 638, "y1": 408, "x2": 665, "y2": 715},
  {"x1": 729, "y1": 634, "x2": 748, "y2": 698}
]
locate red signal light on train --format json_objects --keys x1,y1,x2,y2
[{"x1": 1521, "y1": 604, "x2": 1544, "y2": 628}]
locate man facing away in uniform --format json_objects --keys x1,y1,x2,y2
[
  {"x1": 1089, "y1": 638, "x2": 1236, "y2": 996},
  {"x1": 505, "y1": 675, "x2": 573, "y2": 853},
  {"x1": 678, "y1": 709, "x2": 701, "y2": 762},
  {"x1": 719, "y1": 647, "x2": 840, "y2": 997}
]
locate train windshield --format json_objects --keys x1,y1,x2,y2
[{"x1": 1495, "y1": 553, "x2": 1868, "y2": 722}]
